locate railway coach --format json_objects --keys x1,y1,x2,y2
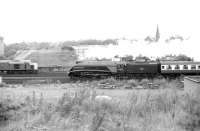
[{"x1": 160, "y1": 61, "x2": 200, "y2": 77}]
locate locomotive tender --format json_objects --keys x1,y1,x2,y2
[
  {"x1": 0, "y1": 60, "x2": 38, "y2": 74},
  {"x1": 68, "y1": 60, "x2": 200, "y2": 78}
]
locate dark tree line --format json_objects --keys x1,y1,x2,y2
[{"x1": 120, "y1": 54, "x2": 193, "y2": 62}]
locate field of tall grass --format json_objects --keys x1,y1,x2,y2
[{"x1": 0, "y1": 78, "x2": 199, "y2": 131}]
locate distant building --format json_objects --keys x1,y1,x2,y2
[
  {"x1": 0, "y1": 36, "x2": 5, "y2": 57},
  {"x1": 155, "y1": 24, "x2": 160, "y2": 42}
]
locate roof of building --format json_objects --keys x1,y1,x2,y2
[
  {"x1": 185, "y1": 76, "x2": 200, "y2": 83},
  {"x1": 0, "y1": 60, "x2": 32, "y2": 63}
]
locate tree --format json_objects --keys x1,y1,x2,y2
[
  {"x1": 121, "y1": 55, "x2": 133, "y2": 61},
  {"x1": 135, "y1": 54, "x2": 150, "y2": 61},
  {"x1": 159, "y1": 54, "x2": 193, "y2": 61},
  {"x1": 175, "y1": 54, "x2": 193, "y2": 61}
]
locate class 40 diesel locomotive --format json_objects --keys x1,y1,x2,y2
[
  {"x1": 0, "y1": 60, "x2": 38, "y2": 74},
  {"x1": 68, "y1": 60, "x2": 200, "y2": 78}
]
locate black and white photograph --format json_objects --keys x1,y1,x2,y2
[{"x1": 0, "y1": 0, "x2": 200, "y2": 131}]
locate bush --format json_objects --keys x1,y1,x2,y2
[
  {"x1": 4, "y1": 43, "x2": 29, "y2": 59},
  {"x1": 160, "y1": 54, "x2": 193, "y2": 61},
  {"x1": 138, "y1": 79, "x2": 150, "y2": 87},
  {"x1": 57, "y1": 88, "x2": 91, "y2": 117},
  {"x1": 153, "y1": 78, "x2": 167, "y2": 85},
  {"x1": 2, "y1": 80, "x2": 196, "y2": 131},
  {"x1": 178, "y1": 94, "x2": 200, "y2": 131},
  {"x1": 125, "y1": 79, "x2": 139, "y2": 89},
  {"x1": 0, "y1": 97, "x2": 22, "y2": 122},
  {"x1": 61, "y1": 46, "x2": 74, "y2": 51},
  {"x1": 99, "y1": 78, "x2": 117, "y2": 85}
]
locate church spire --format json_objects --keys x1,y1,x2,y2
[{"x1": 156, "y1": 24, "x2": 160, "y2": 42}]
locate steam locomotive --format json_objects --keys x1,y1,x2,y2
[
  {"x1": 68, "y1": 60, "x2": 200, "y2": 78},
  {"x1": 0, "y1": 60, "x2": 38, "y2": 74}
]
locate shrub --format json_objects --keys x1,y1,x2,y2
[
  {"x1": 0, "y1": 96, "x2": 22, "y2": 122},
  {"x1": 138, "y1": 79, "x2": 150, "y2": 87},
  {"x1": 57, "y1": 88, "x2": 91, "y2": 117},
  {"x1": 124, "y1": 79, "x2": 139, "y2": 89},
  {"x1": 0, "y1": 82, "x2": 8, "y2": 88},
  {"x1": 178, "y1": 94, "x2": 200, "y2": 131},
  {"x1": 61, "y1": 45, "x2": 75, "y2": 51},
  {"x1": 153, "y1": 78, "x2": 167, "y2": 86},
  {"x1": 56, "y1": 92, "x2": 74, "y2": 117},
  {"x1": 99, "y1": 78, "x2": 117, "y2": 85}
]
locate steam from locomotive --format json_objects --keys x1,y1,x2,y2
[{"x1": 75, "y1": 38, "x2": 199, "y2": 61}]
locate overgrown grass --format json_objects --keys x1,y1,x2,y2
[{"x1": 0, "y1": 78, "x2": 200, "y2": 131}]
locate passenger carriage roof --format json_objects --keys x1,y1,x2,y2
[
  {"x1": 0, "y1": 60, "x2": 32, "y2": 64},
  {"x1": 160, "y1": 61, "x2": 200, "y2": 65}
]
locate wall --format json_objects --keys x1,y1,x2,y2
[
  {"x1": 0, "y1": 37, "x2": 4, "y2": 57},
  {"x1": 184, "y1": 76, "x2": 200, "y2": 98}
]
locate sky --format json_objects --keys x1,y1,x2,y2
[{"x1": 0, "y1": 0, "x2": 200, "y2": 44}]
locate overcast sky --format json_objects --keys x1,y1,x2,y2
[{"x1": 0, "y1": 0, "x2": 199, "y2": 44}]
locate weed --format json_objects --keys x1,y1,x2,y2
[{"x1": 178, "y1": 93, "x2": 200, "y2": 131}]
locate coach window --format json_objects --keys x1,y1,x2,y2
[
  {"x1": 167, "y1": 65, "x2": 172, "y2": 70},
  {"x1": 175, "y1": 65, "x2": 180, "y2": 70},
  {"x1": 183, "y1": 65, "x2": 188, "y2": 70},
  {"x1": 198, "y1": 65, "x2": 200, "y2": 69},
  {"x1": 161, "y1": 65, "x2": 165, "y2": 70},
  {"x1": 191, "y1": 65, "x2": 196, "y2": 70}
]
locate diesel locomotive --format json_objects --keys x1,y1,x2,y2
[
  {"x1": 0, "y1": 60, "x2": 38, "y2": 74},
  {"x1": 68, "y1": 60, "x2": 200, "y2": 78}
]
